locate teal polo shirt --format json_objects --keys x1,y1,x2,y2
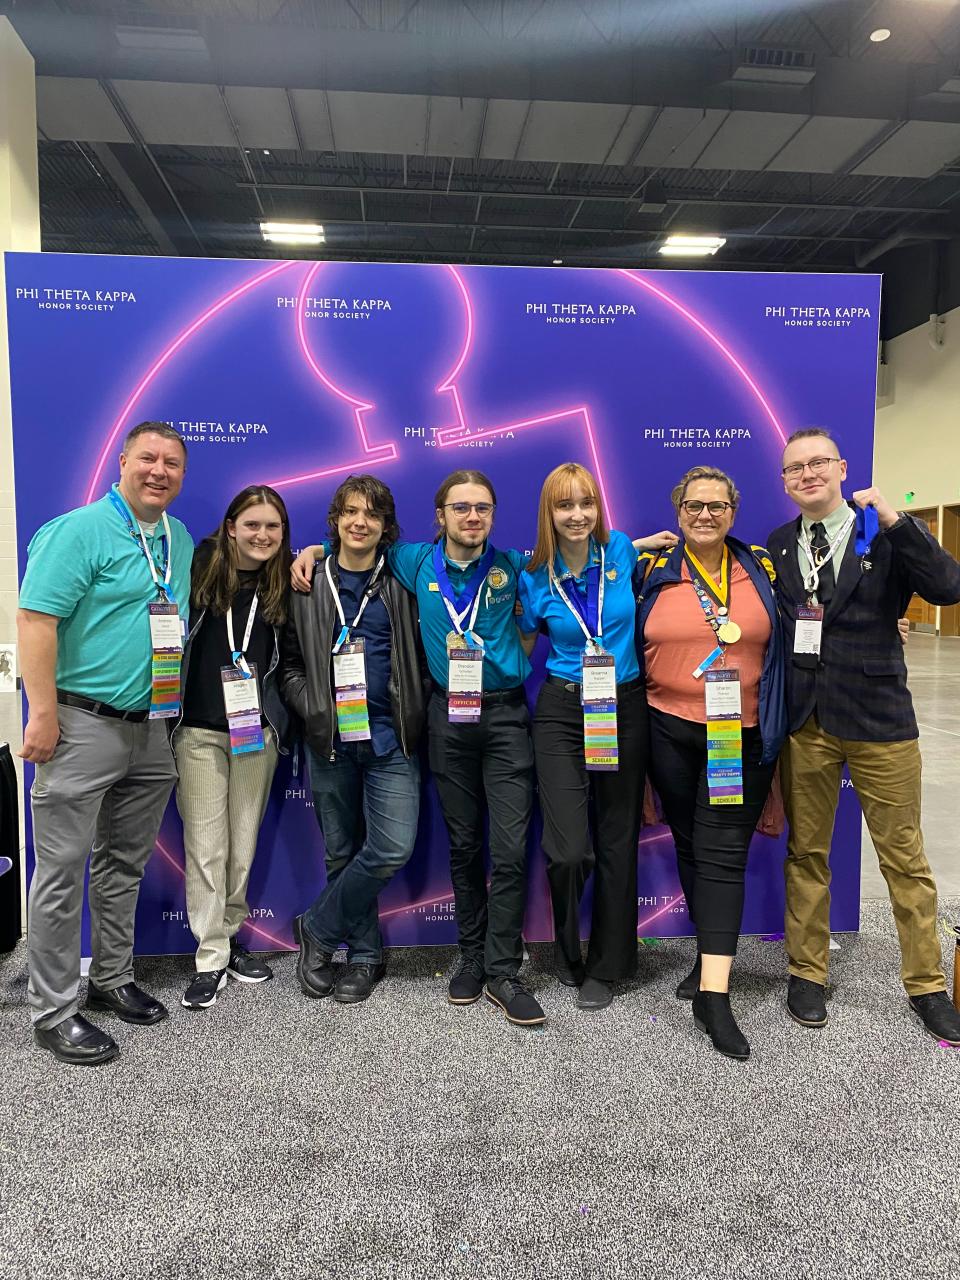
[
  {"x1": 19, "y1": 486, "x2": 194, "y2": 711},
  {"x1": 387, "y1": 541, "x2": 531, "y2": 691},
  {"x1": 517, "y1": 529, "x2": 640, "y2": 684}
]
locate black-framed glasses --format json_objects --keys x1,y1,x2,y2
[
  {"x1": 781, "y1": 456, "x2": 841, "y2": 479},
  {"x1": 443, "y1": 502, "x2": 495, "y2": 517},
  {"x1": 680, "y1": 500, "x2": 733, "y2": 516}
]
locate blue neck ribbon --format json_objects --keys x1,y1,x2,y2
[
  {"x1": 432, "y1": 541, "x2": 496, "y2": 628},
  {"x1": 854, "y1": 504, "x2": 880, "y2": 558}
]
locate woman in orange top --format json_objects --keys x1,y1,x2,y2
[{"x1": 634, "y1": 466, "x2": 786, "y2": 1061}]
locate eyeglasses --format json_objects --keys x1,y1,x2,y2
[
  {"x1": 679, "y1": 500, "x2": 733, "y2": 516},
  {"x1": 443, "y1": 502, "x2": 495, "y2": 517},
  {"x1": 781, "y1": 456, "x2": 841, "y2": 479}
]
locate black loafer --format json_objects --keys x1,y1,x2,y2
[
  {"x1": 909, "y1": 991, "x2": 960, "y2": 1045},
  {"x1": 334, "y1": 961, "x2": 387, "y2": 1004},
  {"x1": 787, "y1": 975, "x2": 828, "y2": 1027},
  {"x1": 35, "y1": 1014, "x2": 119, "y2": 1066},
  {"x1": 86, "y1": 981, "x2": 168, "y2": 1026},
  {"x1": 576, "y1": 977, "x2": 613, "y2": 1011},
  {"x1": 293, "y1": 914, "x2": 336, "y2": 998},
  {"x1": 555, "y1": 945, "x2": 585, "y2": 989}
]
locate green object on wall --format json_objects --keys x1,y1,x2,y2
[{"x1": 905, "y1": 491, "x2": 915, "y2": 503}]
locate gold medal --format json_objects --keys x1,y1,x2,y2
[
  {"x1": 446, "y1": 630, "x2": 468, "y2": 651},
  {"x1": 717, "y1": 621, "x2": 741, "y2": 644}
]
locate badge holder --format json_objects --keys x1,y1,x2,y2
[
  {"x1": 221, "y1": 662, "x2": 265, "y2": 754},
  {"x1": 704, "y1": 667, "x2": 743, "y2": 805},
  {"x1": 148, "y1": 600, "x2": 182, "y2": 720},
  {"x1": 447, "y1": 639, "x2": 483, "y2": 724},
  {"x1": 582, "y1": 647, "x2": 618, "y2": 772},
  {"x1": 333, "y1": 638, "x2": 372, "y2": 742},
  {"x1": 793, "y1": 603, "x2": 824, "y2": 670}
]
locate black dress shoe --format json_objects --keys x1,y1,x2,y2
[
  {"x1": 692, "y1": 990, "x2": 750, "y2": 1061},
  {"x1": 86, "y1": 981, "x2": 168, "y2": 1026},
  {"x1": 909, "y1": 991, "x2": 960, "y2": 1045},
  {"x1": 35, "y1": 1014, "x2": 119, "y2": 1066},
  {"x1": 293, "y1": 914, "x2": 336, "y2": 998},
  {"x1": 787, "y1": 975, "x2": 828, "y2": 1027},
  {"x1": 555, "y1": 944, "x2": 585, "y2": 989},
  {"x1": 676, "y1": 955, "x2": 701, "y2": 1001},
  {"x1": 334, "y1": 961, "x2": 387, "y2": 1004},
  {"x1": 576, "y1": 977, "x2": 613, "y2": 1011}
]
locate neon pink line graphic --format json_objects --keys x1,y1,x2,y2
[
  {"x1": 83, "y1": 260, "x2": 297, "y2": 504},
  {"x1": 636, "y1": 895, "x2": 687, "y2": 934},
  {"x1": 618, "y1": 269, "x2": 787, "y2": 446},
  {"x1": 154, "y1": 839, "x2": 290, "y2": 950},
  {"x1": 266, "y1": 262, "x2": 398, "y2": 491}
]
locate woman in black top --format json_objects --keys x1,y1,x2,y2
[{"x1": 174, "y1": 486, "x2": 291, "y2": 1010}]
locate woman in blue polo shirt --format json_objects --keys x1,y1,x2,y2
[{"x1": 518, "y1": 462, "x2": 649, "y2": 1014}]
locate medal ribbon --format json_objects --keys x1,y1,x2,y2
[
  {"x1": 325, "y1": 555, "x2": 385, "y2": 654},
  {"x1": 108, "y1": 486, "x2": 173, "y2": 600},
  {"x1": 854, "y1": 504, "x2": 880, "y2": 558},
  {"x1": 433, "y1": 542, "x2": 496, "y2": 648},
  {"x1": 555, "y1": 542, "x2": 606, "y2": 647},
  {"x1": 684, "y1": 545, "x2": 731, "y2": 643}
]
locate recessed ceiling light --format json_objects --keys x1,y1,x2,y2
[
  {"x1": 869, "y1": 27, "x2": 891, "y2": 41},
  {"x1": 263, "y1": 149, "x2": 271, "y2": 155},
  {"x1": 552, "y1": 258, "x2": 563, "y2": 265},
  {"x1": 658, "y1": 233, "x2": 726, "y2": 258},
  {"x1": 260, "y1": 220, "x2": 324, "y2": 245}
]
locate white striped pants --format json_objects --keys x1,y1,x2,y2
[{"x1": 174, "y1": 726, "x2": 278, "y2": 971}]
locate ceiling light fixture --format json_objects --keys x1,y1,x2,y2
[
  {"x1": 260, "y1": 221, "x2": 325, "y2": 245},
  {"x1": 552, "y1": 258, "x2": 563, "y2": 265},
  {"x1": 869, "y1": 27, "x2": 892, "y2": 41},
  {"x1": 657, "y1": 234, "x2": 726, "y2": 258}
]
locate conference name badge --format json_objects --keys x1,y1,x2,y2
[
  {"x1": 447, "y1": 642, "x2": 483, "y2": 723},
  {"x1": 704, "y1": 667, "x2": 743, "y2": 806},
  {"x1": 221, "y1": 663, "x2": 265, "y2": 755},
  {"x1": 581, "y1": 649, "x2": 618, "y2": 771},
  {"x1": 148, "y1": 601, "x2": 182, "y2": 720},
  {"x1": 794, "y1": 604, "x2": 824, "y2": 655},
  {"x1": 333, "y1": 639, "x2": 372, "y2": 742}
]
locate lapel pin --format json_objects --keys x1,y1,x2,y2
[{"x1": 780, "y1": 548, "x2": 787, "y2": 556}]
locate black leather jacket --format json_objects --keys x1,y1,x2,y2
[{"x1": 281, "y1": 556, "x2": 427, "y2": 761}]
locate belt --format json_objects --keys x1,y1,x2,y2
[
  {"x1": 433, "y1": 685, "x2": 526, "y2": 706},
  {"x1": 57, "y1": 690, "x2": 150, "y2": 723},
  {"x1": 545, "y1": 674, "x2": 645, "y2": 696}
]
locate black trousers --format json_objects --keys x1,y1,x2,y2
[
  {"x1": 532, "y1": 678, "x2": 647, "y2": 982},
  {"x1": 0, "y1": 744, "x2": 21, "y2": 954},
  {"x1": 428, "y1": 690, "x2": 534, "y2": 978},
  {"x1": 648, "y1": 707, "x2": 775, "y2": 956}
]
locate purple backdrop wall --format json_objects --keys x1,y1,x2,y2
[{"x1": 5, "y1": 253, "x2": 881, "y2": 955}]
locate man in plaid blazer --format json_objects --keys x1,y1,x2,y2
[{"x1": 768, "y1": 427, "x2": 960, "y2": 1045}]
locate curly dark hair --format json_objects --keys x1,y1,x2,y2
[{"x1": 326, "y1": 475, "x2": 400, "y2": 552}]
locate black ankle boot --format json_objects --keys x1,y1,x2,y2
[
  {"x1": 676, "y1": 954, "x2": 701, "y2": 1001},
  {"x1": 692, "y1": 989, "x2": 750, "y2": 1061}
]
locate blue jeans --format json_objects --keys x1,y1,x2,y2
[{"x1": 304, "y1": 743, "x2": 420, "y2": 964}]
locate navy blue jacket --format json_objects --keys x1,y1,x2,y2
[
  {"x1": 768, "y1": 507, "x2": 960, "y2": 741},
  {"x1": 633, "y1": 535, "x2": 787, "y2": 765}
]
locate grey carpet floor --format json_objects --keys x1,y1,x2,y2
[{"x1": 3, "y1": 899, "x2": 960, "y2": 1280}]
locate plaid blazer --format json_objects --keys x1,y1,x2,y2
[{"x1": 767, "y1": 506, "x2": 960, "y2": 741}]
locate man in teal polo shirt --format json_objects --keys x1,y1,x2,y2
[
  {"x1": 292, "y1": 468, "x2": 545, "y2": 1028},
  {"x1": 18, "y1": 422, "x2": 193, "y2": 1065}
]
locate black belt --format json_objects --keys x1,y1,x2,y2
[
  {"x1": 545, "y1": 674, "x2": 645, "y2": 696},
  {"x1": 433, "y1": 685, "x2": 526, "y2": 706},
  {"x1": 57, "y1": 690, "x2": 150, "y2": 723}
]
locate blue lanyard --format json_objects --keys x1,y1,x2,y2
[
  {"x1": 555, "y1": 541, "x2": 604, "y2": 644},
  {"x1": 433, "y1": 542, "x2": 496, "y2": 644},
  {"x1": 107, "y1": 487, "x2": 173, "y2": 601}
]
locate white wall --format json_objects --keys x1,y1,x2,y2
[
  {"x1": 0, "y1": 18, "x2": 41, "y2": 912},
  {"x1": 875, "y1": 304, "x2": 960, "y2": 513}
]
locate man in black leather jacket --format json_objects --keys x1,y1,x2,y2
[{"x1": 282, "y1": 475, "x2": 426, "y2": 1006}]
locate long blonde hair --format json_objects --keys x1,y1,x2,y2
[{"x1": 526, "y1": 462, "x2": 610, "y2": 575}]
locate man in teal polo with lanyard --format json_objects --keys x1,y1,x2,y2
[
  {"x1": 292, "y1": 468, "x2": 544, "y2": 1027},
  {"x1": 18, "y1": 422, "x2": 193, "y2": 1065}
]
